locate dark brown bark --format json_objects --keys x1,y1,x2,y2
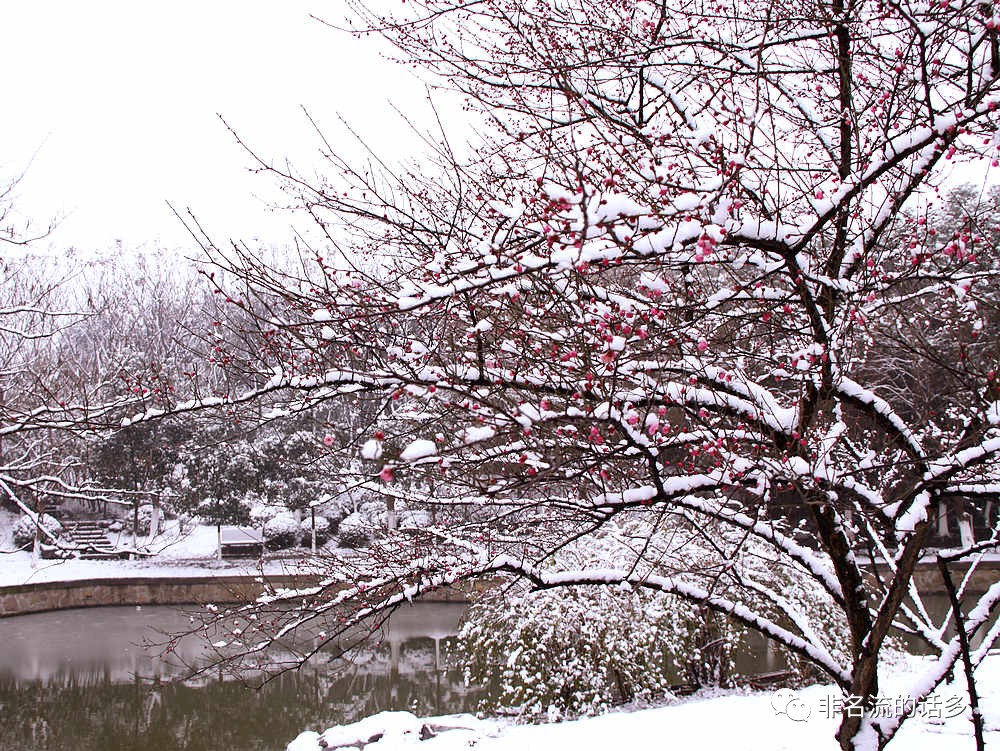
[{"x1": 937, "y1": 557, "x2": 986, "y2": 751}]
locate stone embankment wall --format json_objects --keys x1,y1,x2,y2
[
  {"x1": 0, "y1": 575, "x2": 479, "y2": 617},
  {"x1": 875, "y1": 559, "x2": 1000, "y2": 594},
  {"x1": 1, "y1": 560, "x2": 993, "y2": 618}
]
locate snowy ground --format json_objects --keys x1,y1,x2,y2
[
  {"x1": 0, "y1": 509, "x2": 337, "y2": 586},
  {"x1": 287, "y1": 653, "x2": 1000, "y2": 751}
]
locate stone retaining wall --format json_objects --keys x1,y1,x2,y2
[
  {"x1": 2, "y1": 559, "x2": 993, "y2": 618},
  {"x1": 0, "y1": 574, "x2": 477, "y2": 617},
  {"x1": 878, "y1": 559, "x2": 1000, "y2": 595}
]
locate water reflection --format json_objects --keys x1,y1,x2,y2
[{"x1": 0, "y1": 604, "x2": 476, "y2": 751}]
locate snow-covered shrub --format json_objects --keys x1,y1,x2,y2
[
  {"x1": 399, "y1": 508, "x2": 432, "y2": 529},
  {"x1": 616, "y1": 518, "x2": 851, "y2": 687},
  {"x1": 737, "y1": 549, "x2": 851, "y2": 684},
  {"x1": 314, "y1": 496, "x2": 349, "y2": 527},
  {"x1": 12, "y1": 514, "x2": 63, "y2": 548},
  {"x1": 264, "y1": 511, "x2": 301, "y2": 550},
  {"x1": 337, "y1": 512, "x2": 372, "y2": 548},
  {"x1": 335, "y1": 499, "x2": 432, "y2": 548},
  {"x1": 249, "y1": 501, "x2": 285, "y2": 527},
  {"x1": 197, "y1": 495, "x2": 251, "y2": 527},
  {"x1": 361, "y1": 499, "x2": 432, "y2": 530},
  {"x1": 357, "y1": 500, "x2": 391, "y2": 525},
  {"x1": 456, "y1": 581, "x2": 730, "y2": 719},
  {"x1": 299, "y1": 515, "x2": 331, "y2": 546},
  {"x1": 456, "y1": 521, "x2": 849, "y2": 720}
]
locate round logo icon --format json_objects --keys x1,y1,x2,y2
[{"x1": 772, "y1": 688, "x2": 812, "y2": 722}]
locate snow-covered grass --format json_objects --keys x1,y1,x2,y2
[{"x1": 287, "y1": 653, "x2": 1000, "y2": 751}]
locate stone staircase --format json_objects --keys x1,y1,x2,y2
[{"x1": 63, "y1": 521, "x2": 121, "y2": 559}]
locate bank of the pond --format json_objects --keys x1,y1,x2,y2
[
  {"x1": 0, "y1": 571, "x2": 483, "y2": 617},
  {"x1": 1, "y1": 552, "x2": 995, "y2": 617},
  {"x1": 868, "y1": 555, "x2": 1000, "y2": 593}
]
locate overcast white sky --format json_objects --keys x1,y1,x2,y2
[{"x1": 0, "y1": 1, "x2": 434, "y2": 251}]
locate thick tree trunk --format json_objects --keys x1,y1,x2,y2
[
  {"x1": 838, "y1": 520, "x2": 933, "y2": 749},
  {"x1": 937, "y1": 558, "x2": 985, "y2": 751}
]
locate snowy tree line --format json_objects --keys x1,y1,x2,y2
[{"x1": 0, "y1": 250, "x2": 434, "y2": 551}]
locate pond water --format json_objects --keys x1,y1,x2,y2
[
  {"x1": 1, "y1": 590, "x2": 988, "y2": 750},
  {"x1": 0, "y1": 604, "x2": 476, "y2": 751}
]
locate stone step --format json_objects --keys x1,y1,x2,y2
[{"x1": 65, "y1": 524, "x2": 116, "y2": 553}]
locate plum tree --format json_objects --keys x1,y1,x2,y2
[{"x1": 156, "y1": 2, "x2": 1000, "y2": 748}]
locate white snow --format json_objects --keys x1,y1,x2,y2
[
  {"x1": 400, "y1": 439, "x2": 438, "y2": 462},
  {"x1": 987, "y1": 401, "x2": 1000, "y2": 425},
  {"x1": 462, "y1": 425, "x2": 497, "y2": 444},
  {"x1": 286, "y1": 653, "x2": 1000, "y2": 751},
  {"x1": 361, "y1": 439, "x2": 384, "y2": 460},
  {"x1": 606, "y1": 335, "x2": 626, "y2": 352},
  {"x1": 0, "y1": 513, "x2": 330, "y2": 588},
  {"x1": 620, "y1": 486, "x2": 657, "y2": 503}
]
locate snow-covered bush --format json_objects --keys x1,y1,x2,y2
[
  {"x1": 457, "y1": 581, "x2": 735, "y2": 719},
  {"x1": 249, "y1": 500, "x2": 285, "y2": 527},
  {"x1": 359, "y1": 500, "x2": 432, "y2": 530},
  {"x1": 264, "y1": 511, "x2": 301, "y2": 550},
  {"x1": 456, "y1": 522, "x2": 849, "y2": 720},
  {"x1": 357, "y1": 500, "x2": 390, "y2": 526},
  {"x1": 197, "y1": 495, "x2": 251, "y2": 527},
  {"x1": 737, "y1": 550, "x2": 852, "y2": 684},
  {"x1": 299, "y1": 515, "x2": 331, "y2": 546},
  {"x1": 399, "y1": 508, "x2": 432, "y2": 529},
  {"x1": 12, "y1": 514, "x2": 63, "y2": 548},
  {"x1": 337, "y1": 512, "x2": 372, "y2": 548},
  {"x1": 314, "y1": 496, "x2": 349, "y2": 527},
  {"x1": 260, "y1": 510, "x2": 334, "y2": 549},
  {"x1": 336, "y1": 499, "x2": 432, "y2": 548}
]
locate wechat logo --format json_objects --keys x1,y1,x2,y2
[{"x1": 772, "y1": 688, "x2": 812, "y2": 722}]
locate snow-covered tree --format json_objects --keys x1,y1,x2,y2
[
  {"x1": 0, "y1": 184, "x2": 131, "y2": 557},
  {"x1": 0, "y1": 185, "x2": 231, "y2": 558},
  {"x1": 160, "y1": 2, "x2": 1000, "y2": 748}
]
